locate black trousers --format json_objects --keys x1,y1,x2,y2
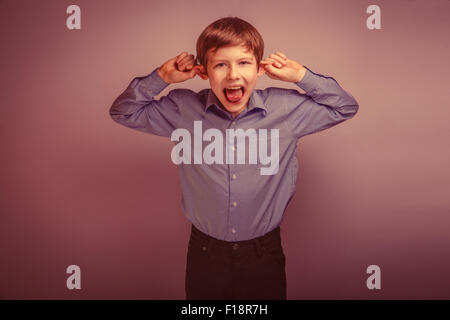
[{"x1": 185, "y1": 224, "x2": 287, "y2": 300}]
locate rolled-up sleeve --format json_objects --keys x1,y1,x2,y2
[
  {"x1": 109, "y1": 68, "x2": 182, "y2": 137},
  {"x1": 284, "y1": 66, "x2": 359, "y2": 139}
]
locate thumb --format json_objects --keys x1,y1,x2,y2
[
  {"x1": 188, "y1": 66, "x2": 201, "y2": 78},
  {"x1": 264, "y1": 63, "x2": 281, "y2": 76}
]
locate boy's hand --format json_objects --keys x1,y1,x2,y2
[
  {"x1": 157, "y1": 52, "x2": 201, "y2": 84},
  {"x1": 260, "y1": 52, "x2": 307, "y2": 83}
]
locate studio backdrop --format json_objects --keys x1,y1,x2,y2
[{"x1": 1, "y1": 0, "x2": 449, "y2": 299}]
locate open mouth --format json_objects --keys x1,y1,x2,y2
[{"x1": 223, "y1": 86, "x2": 245, "y2": 104}]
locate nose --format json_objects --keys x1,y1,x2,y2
[{"x1": 227, "y1": 65, "x2": 240, "y2": 80}]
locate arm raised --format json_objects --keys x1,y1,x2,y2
[{"x1": 109, "y1": 52, "x2": 201, "y2": 137}]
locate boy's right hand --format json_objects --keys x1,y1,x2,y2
[{"x1": 157, "y1": 52, "x2": 201, "y2": 84}]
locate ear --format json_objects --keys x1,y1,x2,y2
[
  {"x1": 257, "y1": 64, "x2": 266, "y2": 77},
  {"x1": 196, "y1": 65, "x2": 209, "y2": 80}
]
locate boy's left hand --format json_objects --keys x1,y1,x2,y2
[{"x1": 261, "y1": 52, "x2": 307, "y2": 83}]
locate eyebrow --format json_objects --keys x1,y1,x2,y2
[{"x1": 211, "y1": 56, "x2": 254, "y2": 63}]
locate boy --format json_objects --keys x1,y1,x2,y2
[{"x1": 109, "y1": 17, "x2": 358, "y2": 300}]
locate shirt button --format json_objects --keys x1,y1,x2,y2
[
  {"x1": 202, "y1": 246, "x2": 207, "y2": 251},
  {"x1": 232, "y1": 121, "x2": 236, "y2": 125},
  {"x1": 231, "y1": 146, "x2": 235, "y2": 151},
  {"x1": 233, "y1": 243, "x2": 239, "y2": 250},
  {"x1": 231, "y1": 228, "x2": 236, "y2": 234},
  {"x1": 232, "y1": 174, "x2": 237, "y2": 180},
  {"x1": 233, "y1": 201, "x2": 237, "y2": 207}
]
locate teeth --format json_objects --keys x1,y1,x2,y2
[{"x1": 227, "y1": 87, "x2": 242, "y2": 90}]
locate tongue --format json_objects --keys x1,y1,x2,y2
[{"x1": 225, "y1": 88, "x2": 243, "y2": 102}]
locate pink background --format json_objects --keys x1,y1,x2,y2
[{"x1": 1, "y1": 0, "x2": 449, "y2": 299}]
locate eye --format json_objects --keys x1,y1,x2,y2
[
  {"x1": 215, "y1": 63, "x2": 225, "y2": 68},
  {"x1": 240, "y1": 61, "x2": 251, "y2": 65}
]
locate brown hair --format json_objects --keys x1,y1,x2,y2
[{"x1": 196, "y1": 17, "x2": 264, "y2": 73}]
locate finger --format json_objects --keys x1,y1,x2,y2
[
  {"x1": 179, "y1": 55, "x2": 195, "y2": 70},
  {"x1": 175, "y1": 54, "x2": 188, "y2": 71},
  {"x1": 275, "y1": 51, "x2": 287, "y2": 60},
  {"x1": 179, "y1": 54, "x2": 194, "y2": 66},
  {"x1": 184, "y1": 56, "x2": 196, "y2": 70},
  {"x1": 187, "y1": 66, "x2": 199, "y2": 78},
  {"x1": 269, "y1": 53, "x2": 287, "y2": 66},
  {"x1": 266, "y1": 57, "x2": 283, "y2": 68},
  {"x1": 264, "y1": 63, "x2": 282, "y2": 77},
  {"x1": 177, "y1": 52, "x2": 188, "y2": 61},
  {"x1": 184, "y1": 65, "x2": 201, "y2": 75},
  {"x1": 263, "y1": 68, "x2": 278, "y2": 80},
  {"x1": 263, "y1": 63, "x2": 275, "y2": 74},
  {"x1": 176, "y1": 52, "x2": 188, "y2": 64},
  {"x1": 182, "y1": 64, "x2": 196, "y2": 71}
]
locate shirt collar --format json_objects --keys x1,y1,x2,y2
[{"x1": 204, "y1": 89, "x2": 267, "y2": 117}]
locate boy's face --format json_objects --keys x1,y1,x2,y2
[{"x1": 198, "y1": 44, "x2": 265, "y2": 118}]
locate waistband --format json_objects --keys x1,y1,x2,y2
[{"x1": 191, "y1": 224, "x2": 281, "y2": 248}]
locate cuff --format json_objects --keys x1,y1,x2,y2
[
  {"x1": 294, "y1": 66, "x2": 315, "y2": 93},
  {"x1": 139, "y1": 67, "x2": 170, "y2": 95}
]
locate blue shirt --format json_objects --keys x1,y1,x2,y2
[{"x1": 110, "y1": 66, "x2": 359, "y2": 241}]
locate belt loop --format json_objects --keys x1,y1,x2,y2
[{"x1": 254, "y1": 238, "x2": 263, "y2": 257}]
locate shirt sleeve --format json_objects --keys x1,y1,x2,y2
[
  {"x1": 285, "y1": 66, "x2": 359, "y2": 139},
  {"x1": 109, "y1": 68, "x2": 181, "y2": 137}
]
